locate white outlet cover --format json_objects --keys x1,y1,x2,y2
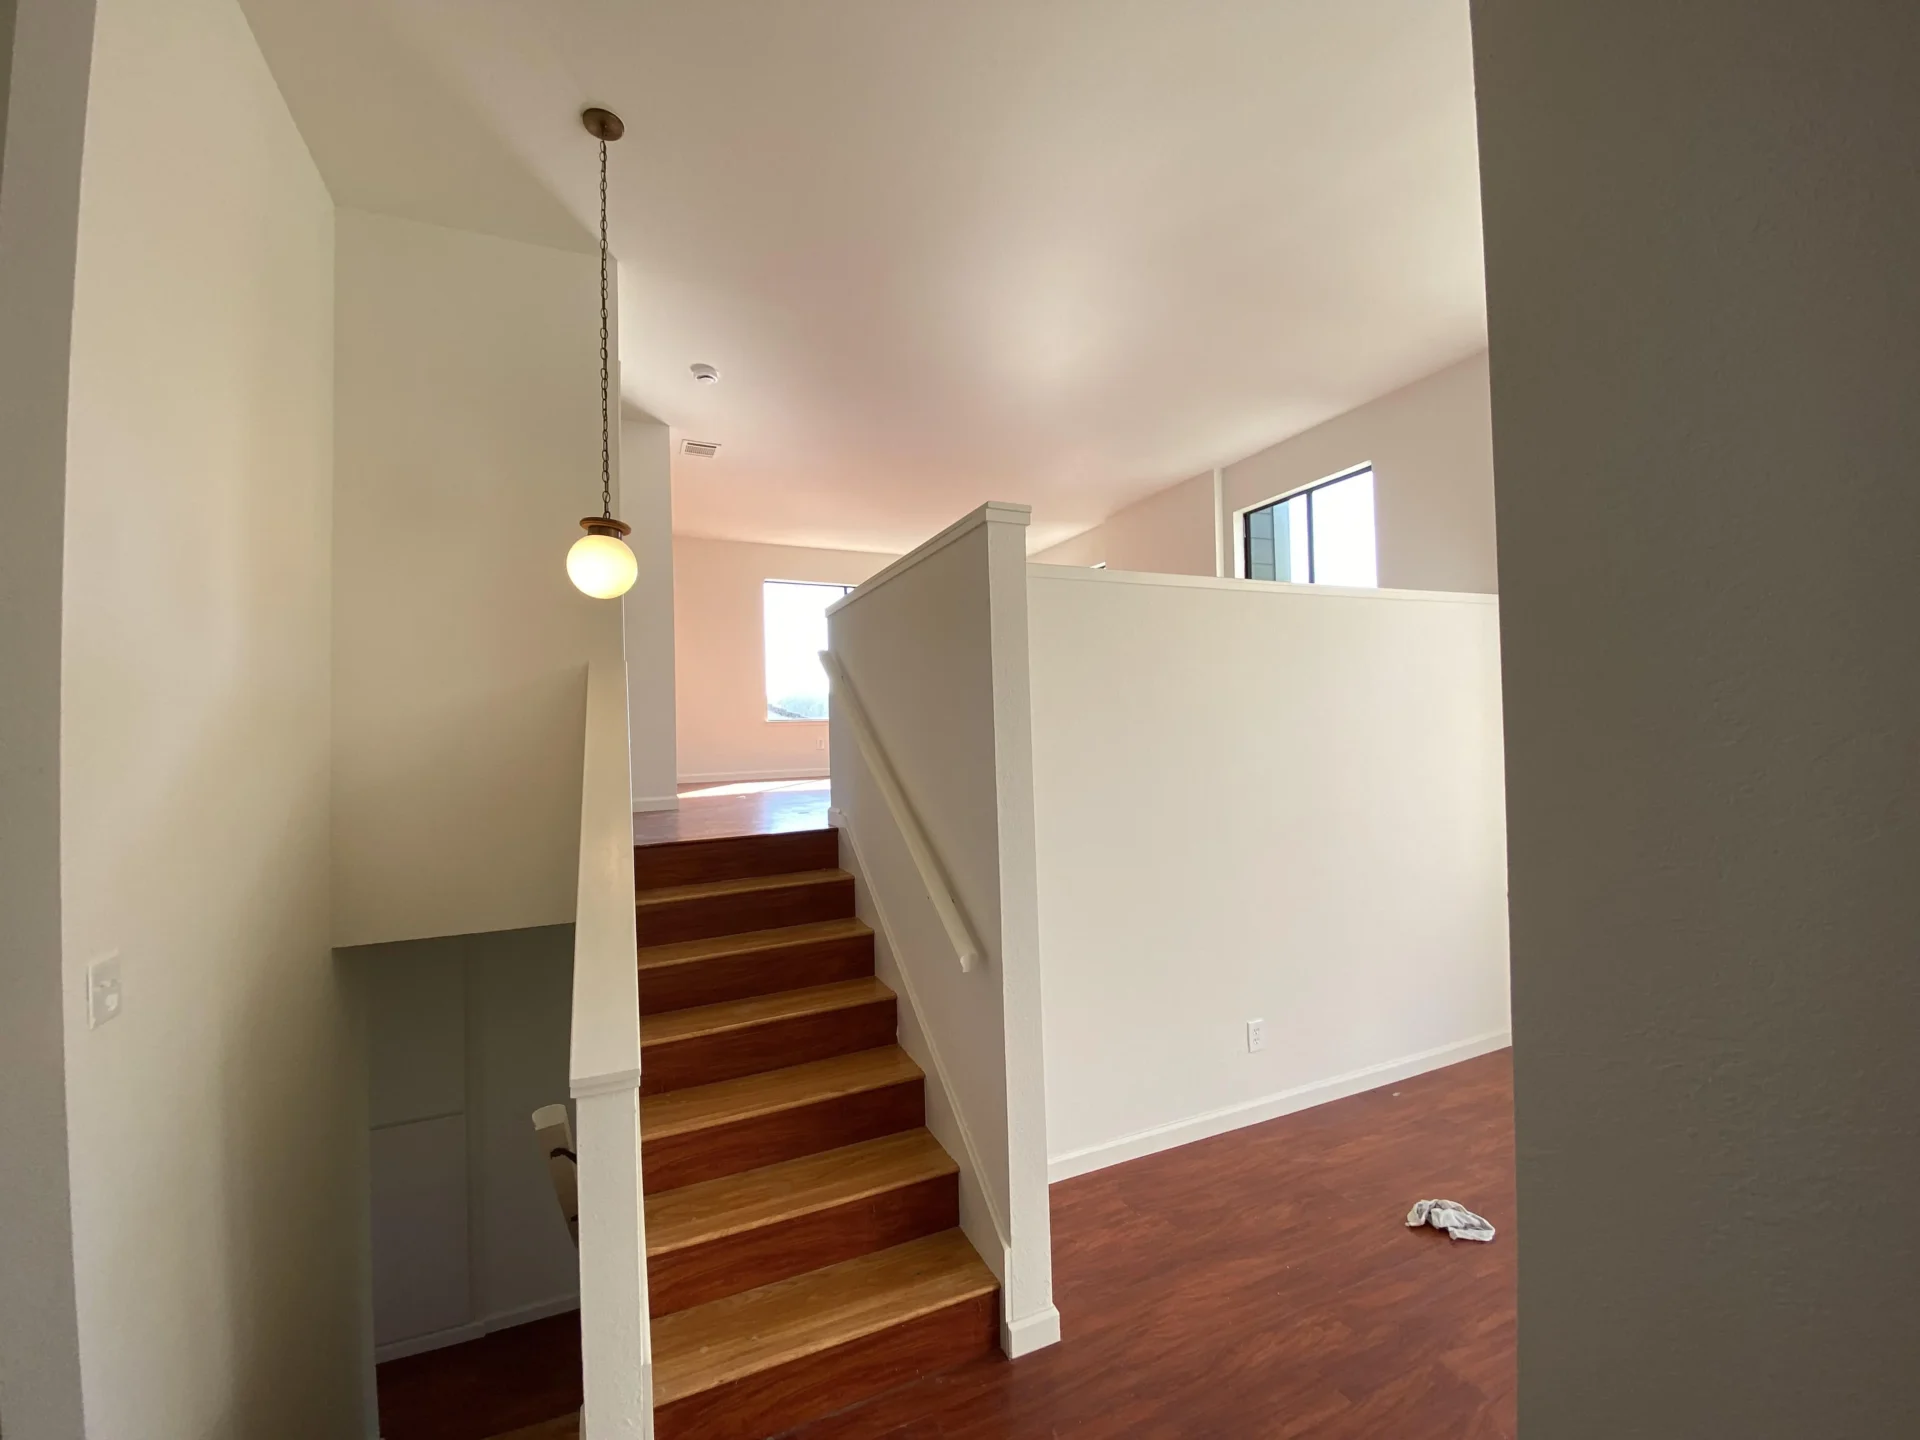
[
  {"x1": 88, "y1": 952, "x2": 124, "y2": 1029},
  {"x1": 1247, "y1": 1018, "x2": 1266, "y2": 1052}
]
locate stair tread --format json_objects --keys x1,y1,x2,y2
[
  {"x1": 636, "y1": 868, "x2": 849, "y2": 907},
  {"x1": 635, "y1": 918, "x2": 871, "y2": 973},
  {"x1": 651, "y1": 1230, "x2": 996, "y2": 1405},
  {"x1": 646, "y1": 1130, "x2": 956, "y2": 1258},
  {"x1": 641, "y1": 978, "x2": 893, "y2": 1048},
  {"x1": 641, "y1": 1046, "x2": 922, "y2": 1142}
]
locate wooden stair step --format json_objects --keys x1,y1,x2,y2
[
  {"x1": 637, "y1": 919, "x2": 874, "y2": 1014},
  {"x1": 651, "y1": 1230, "x2": 999, "y2": 1440},
  {"x1": 640, "y1": 1046, "x2": 923, "y2": 1194},
  {"x1": 640, "y1": 978, "x2": 897, "y2": 1096},
  {"x1": 646, "y1": 1130, "x2": 959, "y2": 1314},
  {"x1": 634, "y1": 829, "x2": 839, "y2": 891},
  {"x1": 636, "y1": 869, "x2": 854, "y2": 947}
]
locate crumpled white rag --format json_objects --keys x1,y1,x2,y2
[{"x1": 1406, "y1": 1198, "x2": 1495, "y2": 1242}]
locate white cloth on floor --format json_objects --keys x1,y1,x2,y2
[{"x1": 1406, "y1": 1198, "x2": 1495, "y2": 1242}]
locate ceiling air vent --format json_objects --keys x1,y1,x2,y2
[{"x1": 681, "y1": 439, "x2": 720, "y2": 458}]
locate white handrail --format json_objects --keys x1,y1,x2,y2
[{"x1": 821, "y1": 650, "x2": 984, "y2": 972}]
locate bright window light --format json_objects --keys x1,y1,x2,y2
[
  {"x1": 1241, "y1": 466, "x2": 1377, "y2": 588},
  {"x1": 764, "y1": 580, "x2": 852, "y2": 721}
]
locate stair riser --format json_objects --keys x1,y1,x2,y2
[
  {"x1": 634, "y1": 830, "x2": 840, "y2": 891},
  {"x1": 648, "y1": 1172, "x2": 959, "y2": 1316},
  {"x1": 642, "y1": 999, "x2": 898, "y2": 1096},
  {"x1": 636, "y1": 876, "x2": 855, "y2": 947},
  {"x1": 653, "y1": 1291, "x2": 998, "y2": 1440},
  {"x1": 639, "y1": 932, "x2": 874, "y2": 1013},
  {"x1": 643, "y1": 1080, "x2": 923, "y2": 1194}
]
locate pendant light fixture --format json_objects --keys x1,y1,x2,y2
[{"x1": 566, "y1": 106, "x2": 639, "y2": 600}]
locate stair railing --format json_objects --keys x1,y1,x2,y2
[
  {"x1": 820, "y1": 650, "x2": 984, "y2": 973},
  {"x1": 569, "y1": 658, "x2": 652, "y2": 1438}
]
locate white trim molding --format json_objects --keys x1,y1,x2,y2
[
  {"x1": 632, "y1": 794, "x2": 680, "y2": 813},
  {"x1": 676, "y1": 767, "x2": 829, "y2": 785},
  {"x1": 1048, "y1": 1030, "x2": 1513, "y2": 1184},
  {"x1": 1003, "y1": 1303, "x2": 1063, "y2": 1359}
]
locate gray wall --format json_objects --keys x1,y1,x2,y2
[
  {"x1": 1474, "y1": 0, "x2": 1920, "y2": 1434},
  {"x1": 0, "y1": 2, "x2": 96, "y2": 1434},
  {"x1": 352, "y1": 926, "x2": 580, "y2": 1359}
]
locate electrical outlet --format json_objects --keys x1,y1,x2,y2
[
  {"x1": 88, "y1": 952, "x2": 124, "y2": 1029},
  {"x1": 1246, "y1": 1018, "x2": 1266, "y2": 1053},
  {"x1": 816, "y1": 733, "x2": 827, "y2": 750}
]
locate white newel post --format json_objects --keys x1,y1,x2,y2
[{"x1": 573, "y1": 1082, "x2": 651, "y2": 1438}]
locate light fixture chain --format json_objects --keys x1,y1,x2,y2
[{"x1": 598, "y1": 135, "x2": 612, "y2": 521}]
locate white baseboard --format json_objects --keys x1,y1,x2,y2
[
  {"x1": 373, "y1": 1293, "x2": 581, "y2": 1364},
  {"x1": 1046, "y1": 1029, "x2": 1512, "y2": 1184},
  {"x1": 632, "y1": 793, "x2": 680, "y2": 813},
  {"x1": 677, "y1": 766, "x2": 829, "y2": 784},
  {"x1": 1002, "y1": 1303, "x2": 1062, "y2": 1358}
]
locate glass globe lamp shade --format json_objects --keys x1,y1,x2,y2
[{"x1": 567, "y1": 520, "x2": 637, "y2": 599}]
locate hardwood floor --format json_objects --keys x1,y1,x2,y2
[
  {"x1": 634, "y1": 780, "x2": 832, "y2": 845},
  {"x1": 381, "y1": 1049, "x2": 1514, "y2": 1440}
]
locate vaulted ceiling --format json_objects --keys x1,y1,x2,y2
[{"x1": 243, "y1": 0, "x2": 1486, "y2": 553}]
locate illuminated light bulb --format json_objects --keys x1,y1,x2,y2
[{"x1": 567, "y1": 519, "x2": 637, "y2": 599}]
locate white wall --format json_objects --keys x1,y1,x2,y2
[
  {"x1": 1029, "y1": 566, "x2": 1510, "y2": 1178},
  {"x1": 622, "y1": 417, "x2": 678, "y2": 810},
  {"x1": 55, "y1": 2, "x2": 369, "y2": 1437},
  {"x1": 675, "y1": 536, "x2": 893, "y2": 783},
  {"x1": 1030, "y1": 472, "x2": 1215, "y2": 574},
  {"x1": 1475, "y1": 0, "x2": 1920, "y2": 1432},
  {"x1": 0, "y1": 0, "x2": 96, "y2": 1432},
  {"x1": 829, "y1": 505, "x2": 1057, "y2": 1356},
  {"x1": 332, "y1": 208, "x2": 620, "y2": 947},
  {"x1": 1036, "y1": 354, "x2": 1496, "y2": 593}
]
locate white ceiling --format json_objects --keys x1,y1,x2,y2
[{"x1": 243, "y1": 0, "x2": 1487, "y2": 554}]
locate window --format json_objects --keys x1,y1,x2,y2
[
  {"x1": 1241, "y1": 466, "x2": 1377, "y2": 588},
  {"x1": 764, "y1": 580, "x2": 852, "y2": 721}
]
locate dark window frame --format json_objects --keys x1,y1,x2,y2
[{"x1": 1241, "y1": 464, "x2": 1373, "y2": 584}]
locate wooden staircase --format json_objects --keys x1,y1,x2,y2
[{"x1": 635, "y1": 828, "x2": 999, "y2": 1439}]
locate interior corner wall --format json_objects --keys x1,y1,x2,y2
[
  {"x1": 1039, "y1": 355, "x2": 1497, "y2": 592},
  {"x1": 1474, "y1": 0, "x2": 1920, "y2": 1433},
  {"x1": 673, "y1": 536, "x2": 895, "y2": 784},
  {"x1": 1222, "y1": 351, "x2": 1495, "y2": 592},
  {"x1": 54, "y1": 0, "x2": 369, "y2": 1435},
  {"x1": 622, "y1": 417, "x2": 678, "y2": 810},
  {"x1": 1030, "y1": 472, "x2": 1214, "y2": 575},
  {"x1": 0, "y1": 0, "x2": 95, "y2": 1434},
  {"x1": 332, "y1": 207, "x2": 618, "y2": 948}
]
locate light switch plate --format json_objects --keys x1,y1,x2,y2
[{"x1": 88, "y1": 952, "x2": 123, "y2": 1029}]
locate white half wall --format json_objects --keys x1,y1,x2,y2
[
  {"x1": 829, "y1": 505, "x2": 1056, "y2": 1355},
  {"x1": 332, "y1": 208, "x2": 621, "y2": 947},
  {"x1": 1029, "y1": 566, "x2": 1511, "y2": 1179},
  {"x1": 1035, "y1": 354, "x2": 1496, "y2": 593},
  {"x1": 55, "y1": 0, "x2": 370, "y2": 1434},
  {"x1": 674, "y1": 537, "x2": 893, "y2": 783},
  {"x1": 622, "y1": 417, "x2": 677, "y2": 811}
]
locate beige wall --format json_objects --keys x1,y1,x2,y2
[
  {"x1": 622, "y1": 417, "x2": 678, "y2": 809},
  {"x1": 0, "y1": 0, "x2": 95, "y2": 1431},
  {"x1": 1476, "y1": 0, "x2": 1920, "y2": 1432},
  {"x1": 55, "y1": 0, "x2": 369, "y2": 1434},
  {"x1": 1036, "y1": 353, "x2": 1496, "y2": 593},
  {"x1": 332, "y1": 208, "x2": 620, "y2": 947},
  {"x1": 674, "y1": 536, "x2": 894, "y2": 783}
]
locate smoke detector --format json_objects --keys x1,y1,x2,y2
[
  {"x1": 681, "y1": 439, "x2": 720, "y2": 458},
  {"x1": 690, "y1": 363, "x2": 720, "y2": 384}
]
